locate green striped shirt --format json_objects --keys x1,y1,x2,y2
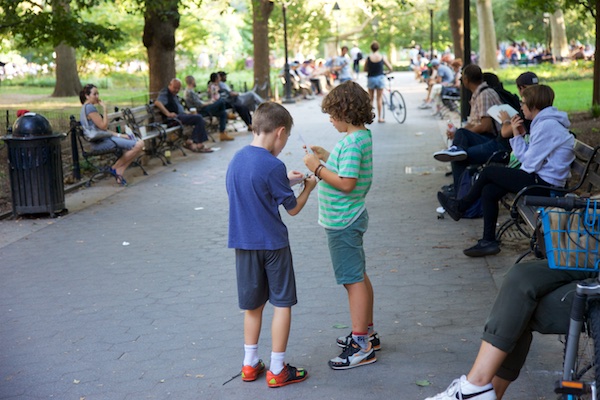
[{"x1": 318, "y1": 129, "x2": 373, "y2": 229}]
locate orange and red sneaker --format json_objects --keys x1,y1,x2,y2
[
  {"x1": 266, "y1": 364, "x2": 308, "y2": 388},
  {"x1": 241, "y1": 359, "x2": 265, "y2": 382}
]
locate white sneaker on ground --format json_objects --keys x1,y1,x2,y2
[
  {"x1": 424, "y1": 375, "x2": 496, "y2": 400},
  {"x1": 433, "y1": 146, "x2": 467, "y2": 162},
  {"x1": 418, "y1": 102, "x2": 433, "y2": 109}
]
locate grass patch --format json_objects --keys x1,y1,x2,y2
[{"x1": 504, "y1": 79, "x2": 593, "y2": 112}]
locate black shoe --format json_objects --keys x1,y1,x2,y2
[
  {"x1": 463, "y1": 240, "x2": 501, "y2": 257},
  {"x1": 437, "y1": 192, "x2": 463, "y2": 221}
]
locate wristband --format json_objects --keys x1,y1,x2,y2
[
  {"x1": 502, "y1": 120, "x2": 511, "y2": 125},
  {"x1": 315, "y1": 165, "x2": 325, "y2": 179}
]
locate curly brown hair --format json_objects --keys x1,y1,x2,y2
[{"x1": 321, "y1": 81, "x2": 374, "y2": 126}]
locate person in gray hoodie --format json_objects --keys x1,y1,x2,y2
[{"x1": 437, "y1": 84, "x2": 574, "y2": 257}]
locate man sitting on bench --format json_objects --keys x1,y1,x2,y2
[
  {"x1": 183, "y1": 75, "x2": 234, "y2": 142},
  {"x1": 154, "y1": 78, "x2": 214, "y2": 153}
]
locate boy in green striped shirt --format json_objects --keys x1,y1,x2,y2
[{"x1": 303, "y1": 81, "x2": 378, "y2": 370}]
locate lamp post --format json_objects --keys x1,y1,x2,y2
[
  {"x1": 333, "y1": 2, "x2": 340, "y2": 50},
  {"x1": 282, "y1": 3, "x2": 295, "y2": 104},
  {"x1": 427, "y1": 0, "x2": 436, "y2": 61}
]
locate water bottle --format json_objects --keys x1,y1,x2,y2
[{"x1": 447, "y1": 120, "x2": 456, "y2": 147}]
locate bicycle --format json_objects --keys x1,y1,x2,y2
[
  {"x1": 380, "y1": 75, "x2": 407, "y2": 124},
  {"x1": 523, "y1": 194, "x2": 600, "y2": 400}
]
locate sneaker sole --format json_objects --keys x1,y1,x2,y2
[
  {"x1": 433, "y1": 153, "x2": 468, "y2": 162},
  {"x1": 463, "y1": 247, "x2": 501, "y2": 257},
  {"x1": 267, "y1": 372, "x2": 308, "y2": 388},
  {"x1": 328, "y1": 354, "x2": 377, "y2": 370}
]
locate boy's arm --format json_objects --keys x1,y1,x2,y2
[
  {"x1": 317, "y1": 166, "x2": 357, "y2": 193},
  {"x1": 304, "y1": 152, "x2": 357, "y2": 193},
  {"x1": 286, "y1": 176, "x2": 317, "y2": 216}
]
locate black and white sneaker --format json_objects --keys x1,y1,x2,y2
[
  {"x1": 433, "y1": 146, "x2": 468, "y2": 162},
  {"x1": 424, "y1": 375, "x2": 496, "y2": 400},
  {"x1": 328, "y1": 339, "x2": 376, "y2": 370},
  {"x1": 336, "y1": 332, "x2": 381, "y2": 351}
]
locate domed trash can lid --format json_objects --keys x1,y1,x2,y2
[{"x1": 12, "y1": 112, "x2": 53, "y2": 137}]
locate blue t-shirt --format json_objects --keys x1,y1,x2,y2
[
  {"x1": 226, "y1": 146, "x2": 297, "y2": 250},
  {"x1": 437, "y1": 65, "x2": 455, "y2": 84}
]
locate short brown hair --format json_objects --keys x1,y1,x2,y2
[
  {"x1": 370, "y1": 41, "x2": 380, "y2": 52},
  {"x1": 521, "y1": 84, "x2": 555, "y2": 111},
  {"x1": 321, "y1": 81, "x2": 374, "y2": 126},
  {"x1": 462, "y1": 64, "x2": 483, "y2": 84},
  {"x1": 252, "y1": 102, "x2": 293, "y2": 135}
]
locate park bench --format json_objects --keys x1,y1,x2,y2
[
  {"x1": 71, "y1": 110, "x2": 148, "y2": 187},
  {"x1": 496, "y1": 140, "x2": 600, "y2": 259},
  {"x1": 122, "y1": 104, "x2": 183, "y2": 164}
]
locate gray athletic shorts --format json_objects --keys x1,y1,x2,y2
[{"x1": 235, "y1": 247, "x2": 297, "y2": 310}]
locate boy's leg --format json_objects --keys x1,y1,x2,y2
[
  {"x1": 241, "y1": 304, "x2": 266, "y2": 381},
  {"x1": 244, "y1": 304, "x2": 265, "y2": 346},
  {"x1": 345, "y1": 280, "x2": 370, "y2": 335},
  {"x1": 271, "y1": 306, "x2": 291, "y2": 352}
]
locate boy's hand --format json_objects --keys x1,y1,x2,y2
[
  {"x1": 288, "y1": 170, "x2": 305, "y2": 186},
  {"x1": 309, "y1": 145, "x2": 329, "y2": 161},
  {"x1": 303, "y1": 153, "x2": 321, "y2": 172},
  {"x1": 303, "y1": 175, "x2": 317, "y2": 191}
]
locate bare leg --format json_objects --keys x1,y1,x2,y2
[
  {"x1": 364, "y1": 273, "x2": 374, "y2": 325},
  {"x1": 271, "y1": 306, "x2": 291, "y2": 352},
  {"x1": 345, "y1": 280, "x2": 370, "y2": 334},
  {"x1": 467, "y1": 341, "x2": 509, "y2": 394},
  {"x1": 244, "y1": 304, "x2": 265, "y2": 345},
  {"x1": 376, "y1": 88, "x2": 384, "y2": 122},
  {"x1": 112, "y1": 140, "x2": 144, "y2": 177},
  {"x1": 368, "y1": 88, "x2": 375, "y2": 105},
  {"x1": 491, "y1": 376, "x2": 511, "y2": 399}
]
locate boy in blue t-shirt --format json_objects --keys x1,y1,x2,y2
[{"x1": 226, "y1": 102, "x2": 317, "y2": 388}]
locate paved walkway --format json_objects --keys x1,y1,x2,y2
[{"x1": 1, "y1": 72, "x2": 561, "y2": 399}]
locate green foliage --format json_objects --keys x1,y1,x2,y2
[
  {"x1": 493, "y1": 62, "x2": 594, "y2": 84},
  {"x1": 0, "y1": 0, "x2": 123, "y2": 51},
  {"x1": 592, "y1": 104, "x2": 600, "y2": 118}
]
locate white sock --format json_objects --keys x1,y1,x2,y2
[
  {"x1": 270, "y1": 351, "x2": 285, "y2": 375},
  {"x1": 462, "y1": 376, "x2": 493, "y2": 393},
  {"x1": 243, "y1": 344, "x2": 258, "y2": 367}
]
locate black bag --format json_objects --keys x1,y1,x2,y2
[
  {"x1": 457, "y1": 168, "x2": 483, "y2": 219},
  {"x1": 356, "y1": 51, "x2": 363, "y2": 61},
  {"x1": 481, "y1": 85, "x2": 521, "y2": 114}
]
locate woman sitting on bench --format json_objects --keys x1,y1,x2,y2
[
  {"x1": 79, "y1": 83, "x2": 144, "y2": 186},
  {"x1": 437, "y1": 84, "x2": 575, "y2": 257}
]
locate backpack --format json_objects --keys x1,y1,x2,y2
[
  {"x1": 456, "y1": 167, "x2": 483, "y2": 219},
  {"x1": 481, "y1": 83, "x2": 521, "y2": 115}
]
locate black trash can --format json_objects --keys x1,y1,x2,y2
[{"x1": 3, "y1": 112, "x2": 67, "y2": 217}]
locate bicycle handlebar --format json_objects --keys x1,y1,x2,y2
[{"x1": 523, "y1": 195, "x2": 591, "y2": 210}]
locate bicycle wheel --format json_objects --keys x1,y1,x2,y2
[
  {"x1": 561, "y1": 298, "x2": 600, "y2": 399},
  {"x1": 380, "y1": 94, "x2": 387, "y2": 121},
  {"x1": 389, "y1": 90, "x2": 407, "y2": 124}
]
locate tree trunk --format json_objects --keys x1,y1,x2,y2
[
  {"x1": 51, "y1": 43, "x2": 82, "y2": 97},
  {"x1": 50, "y1": 0, "x2": 81, "y2": 97},
  {"x1": 252, "y1": 0, "x2": 274, "y2": 99},
  {"x1": 143, "y1": 0, "x2": 179, "y2": 98},
  {"x1": 550, "y1": 8, "x2": 569, "y2": 60},
  {"x1": 448, "y1": 0, "x2": 464, "y2": 61},
  {"x1": 476, "y1": 0, "x2": 498, "y2": 69}
]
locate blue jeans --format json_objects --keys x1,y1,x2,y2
[
  {"x1": 199, "y1": 99, "x2": 227, "y2": 132},
  {"x1": 451, "y1": 128, "x2": 508, "y2": 188},
  {"x1": 177, "y1": 113, "x2": 208, "y2": 143}
]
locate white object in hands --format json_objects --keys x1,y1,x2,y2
[{"x1": 487, "y1": 104, "x2": 519, "y2": 124}]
